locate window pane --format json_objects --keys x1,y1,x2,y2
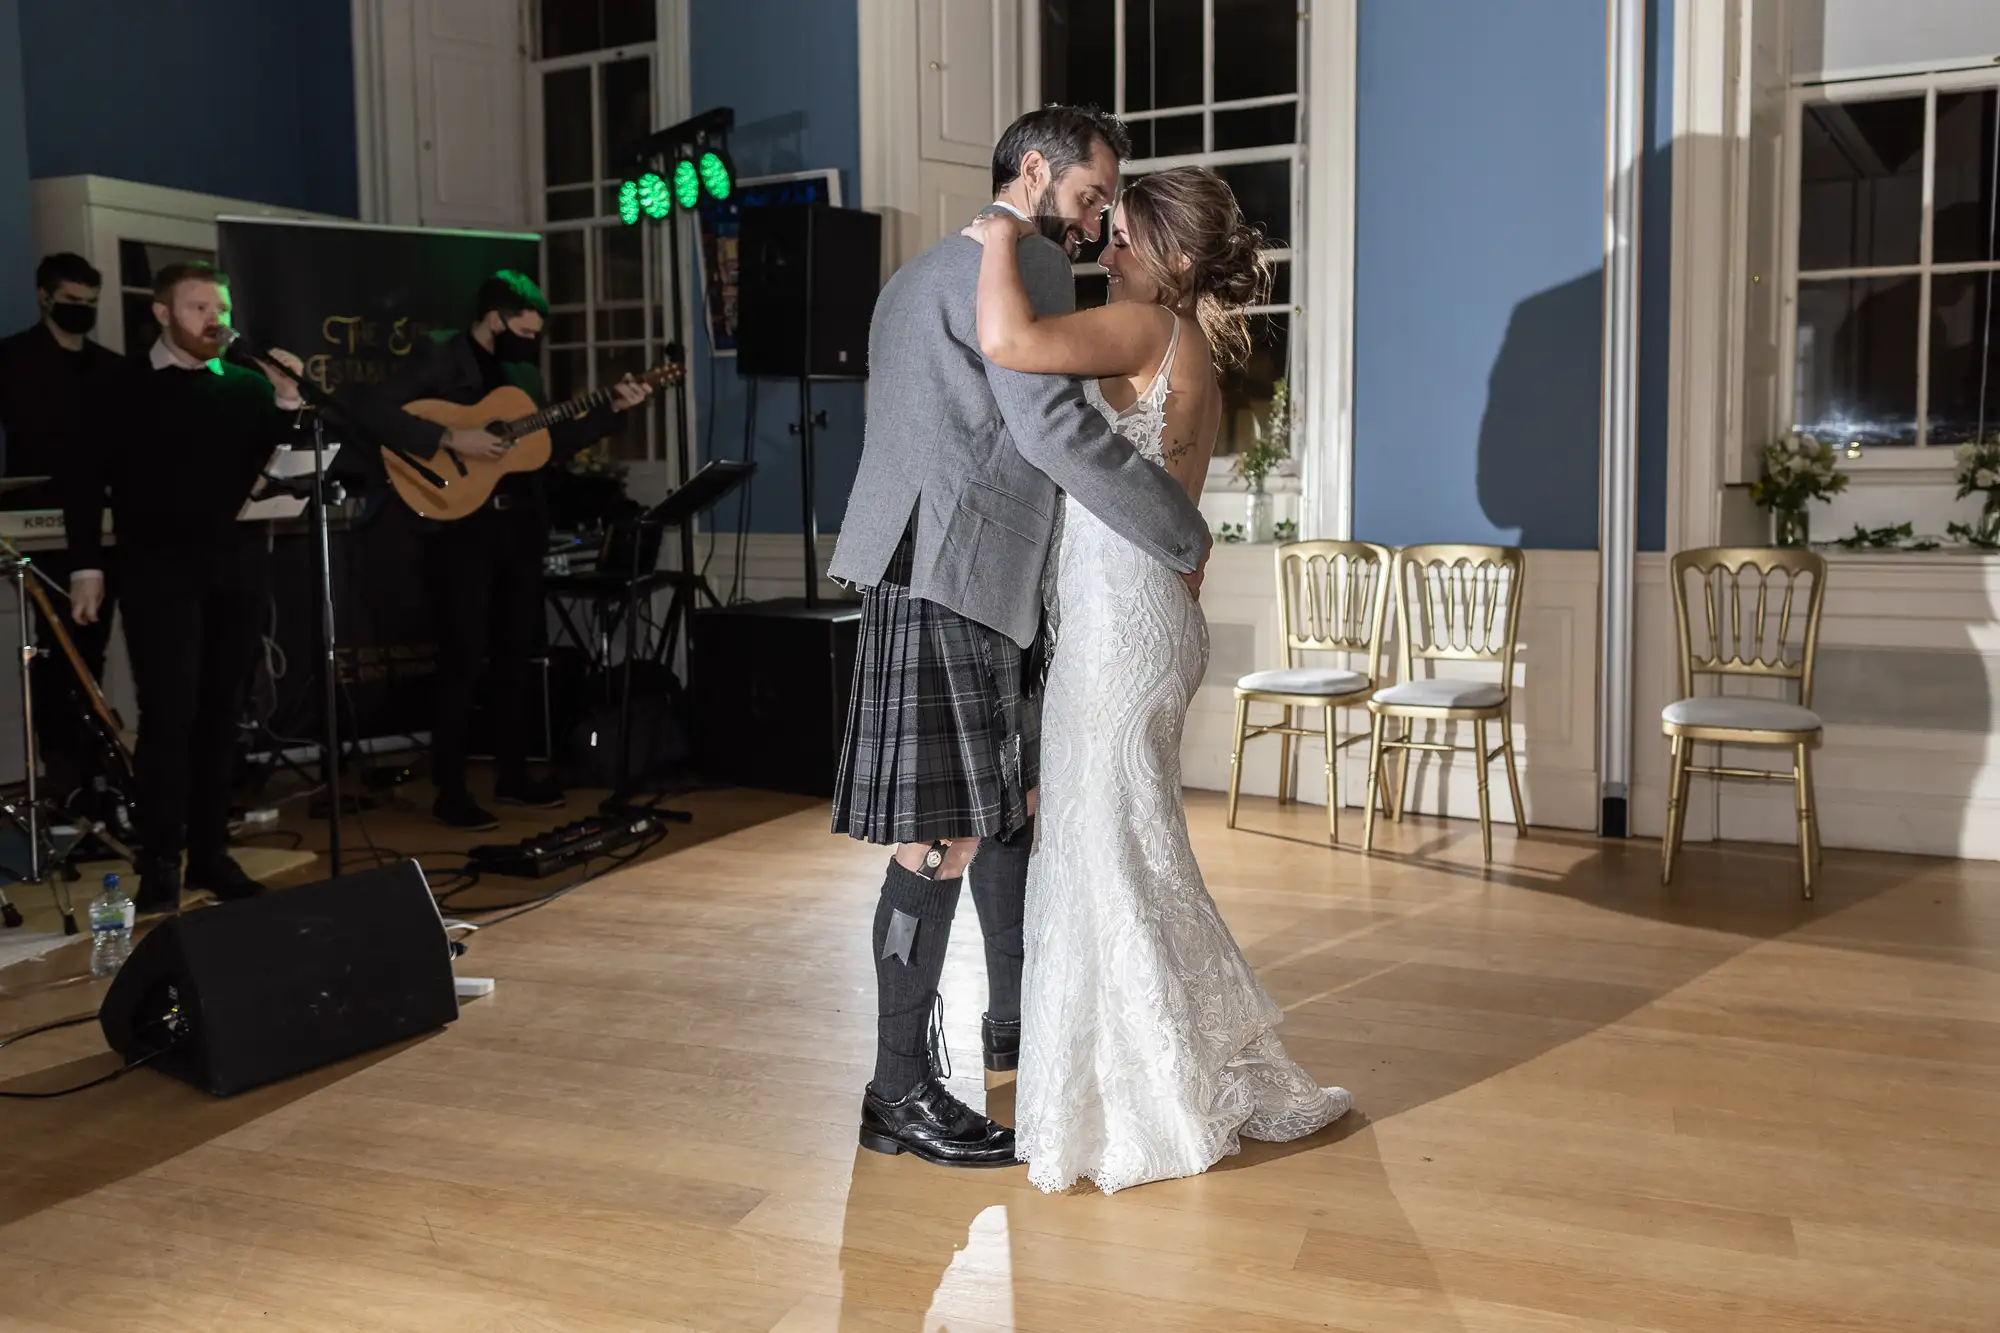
[
  {"x1": 1926, "y1": 272, "x2": 2000, "y2": 445},
  {"x1": 600, "y1": 57, "x2": 652, "y2": 177},
  {"x1": 548, "y1": 347, "x2": 589, "y2": 404},
  {"x1": 539, "y1": 1, "x2": 601, "y2": 59},
  {"x1": 1216, "y1": 159, "x2": 1292, "y2": 245},
  {"x1": 1214, "y1": 0, "x2": 1297, "y2": 102},
  {"x1": 1125, "y1": 0, "x2": 1202, "y2": 113},
  {"x1": 1264, "y1": 260, "x2": 1290, "y2": 308},
  {"x1": 1934, "y1": 90, "x2": 1999, "y2": 265},
  {"x1": 1216, "y1": 314, "x2": 1288, "y2": 457},
  {"x1": 543, "y1": 67, "x2": 592, "y2": 187},
  {"x1": 598, "y1": 226, "x2": 644, "y2": 302},
  {"x1": 1792, "y1": 276, "x2": 1920, "y2": 445},
  {"x1": 603, "y1": 0, "x2": 656, "y2": 48},
  {"x1": 547, "y1": 310, "x2": 586, "y2": 344},
  {"x1": 1797, "y1": 97, "x2": 1924, "y2": 271},
  {"x1": 1214, "y1": 102, "x2": 1296, "y2": 151},
  {"x1": 546, "y1": 188, "x2": 596, "y2": 222},
  {"x1": 118, "y1": 240, "x2": 210, "y2": 291},
  {"x1": 545, "y1": 231, "x2": 587, "y2": 306},
  {"x1": 1129, "y1": 113, "x2": 1202, "y2": 160},
  {"x1": 596, "y1": 307, "x2": 649, "y2": 341},
  {"x1": 1040, "y1": 0, "x2": 1114, "y2": 110},
  {"x1": 540, "y1": 0, "x2": 653, "y2": 58},
  {"x1": 596, "y1": 346, "x2": 653, "y2": 460}
]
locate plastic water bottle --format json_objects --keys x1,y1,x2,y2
[{"x1": 88, "y1": 873, "x2": 134, "y2": 979}]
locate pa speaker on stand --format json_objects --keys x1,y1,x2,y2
[{"x1": 735, "y1": 204, "x2": 881, "y2": 608}]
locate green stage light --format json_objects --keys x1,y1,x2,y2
[
  {"x1": 616, "y1": 178, "x2": 642, "y2": 225},
  {"x1": 672, "y1": 158, "x2": 701, "y2": 210},
  {"x1": 638, "y1": 171, "x2": 672, "y2": 219},
  {"x1": 697, "y1": 149, "x2": 733, "y2": 201}
]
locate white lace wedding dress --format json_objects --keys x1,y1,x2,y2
[{"x1": 1015, "y1": 320, "x2": 1351, "y2": 1195}]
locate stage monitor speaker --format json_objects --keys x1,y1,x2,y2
[
  {"x1": 692, "y1": 598, "x2": 861, "y2": 797},
  {"x1": 99, "y1": 861, "x2": 458, "y2": 1096},
  {"x1": 735, "y1": 205, "x2": 882, "y2": 379}
]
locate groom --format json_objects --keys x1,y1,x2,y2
[{"x1": 829, "y1": 106, "x2": 1212, "y2": 1167}]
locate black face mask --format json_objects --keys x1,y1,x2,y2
[
  {"x1": 493, "y1": 329, "x2": 540, "y2": 364},
  {"x1": 47, "y1": 302, "x2": 97, "y2": 336}
]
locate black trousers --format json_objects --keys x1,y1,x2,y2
[
  {"x1": 425, "y1": 503, "x2": 546, "y2": 797},
  {"x1": 120, "y1": 541, "x2": 269, "y2": 864}
]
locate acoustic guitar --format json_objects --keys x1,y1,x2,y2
[{"x1": 384, "y1": 361, "x2": 684, "y2": 521}]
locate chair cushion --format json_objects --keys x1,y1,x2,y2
[
  {"x1": 1236, "y1": 667, "x2": 1370, "y2": 697},
  {"x1": 1371, "y1": 679, "x2": 1507, "y2": 710},
  {"x1": 1662, "y1": 696, "x2": 1822, "y2": 733}
]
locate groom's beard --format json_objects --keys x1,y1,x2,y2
[{"x1": 1031, "y1": 184, "x2": 1087, "y2": 257}]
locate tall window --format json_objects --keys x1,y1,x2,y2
[
  {"x1": 530, "y1": 0, "x2": 667, "y2": 461},
  {"x1": 1041, "y1": 0, "x2": 1303, "y2": 458},
  {"x1": 1790, "y1": 79, "x2": 2000, "y2": 450}
]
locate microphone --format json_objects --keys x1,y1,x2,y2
[{"x1": 213, "y1": 324, "x2": 275, "y2": 369}]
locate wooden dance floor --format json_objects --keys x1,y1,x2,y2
[{"x1": 1, "y1": 789, "x2": 1996, "y2": 1331}]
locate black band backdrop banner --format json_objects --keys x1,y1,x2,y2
[{"x1": 216, "y1": 218, "x2": 541, "y2": 743}]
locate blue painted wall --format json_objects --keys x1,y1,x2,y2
[
  {"x1": 1352, "y1": 0, "x2": 1607, "y2": 551},
  {"x1": 1636, "y1": 0, "x2": 1673, "y2": 552},
  {"x1": 689, "y1": 0, "x2": 863, "y2": 535},
  {"x1": 17, "y1": 0, "x2": 357, "y2": 218},
  {"x1": 0, "y1": 0, "x2": 34, "y2": 330}
]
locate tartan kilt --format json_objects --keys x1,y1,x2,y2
[{"x1": 831, "y1": 543, "x2": 1039, "y2": 845}]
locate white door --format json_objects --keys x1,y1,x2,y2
[
  {"x1": 922, "y1": 161, "x2": 998, "y2": 246},
  {"x1": 918, "y1": 0, "x2": 1023, "y2": 170},
  {"x1": 412, "y1": 0, "x2": 527, "y2": 229}
]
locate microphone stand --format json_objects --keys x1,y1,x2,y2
[{"x1": 251, "y1": 389, "x2": 348, "y2": 878}]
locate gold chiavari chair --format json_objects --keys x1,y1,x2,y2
[
  {"x1": 1227, "y1": 540, "x2": 1393, "y2": 844},
  {"x1": 1662, "y1": 546, "x2": 1828, "y2": 899},
  {"x1": 1363, "y1": 544, "x2": 1527, "y2": 861}
]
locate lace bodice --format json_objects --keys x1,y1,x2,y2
[{"x1": 1081, "y1": 313, "x2": 1182, "y2": 461}]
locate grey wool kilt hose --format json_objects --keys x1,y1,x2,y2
[{"x1": 831, "y1": 538, "x2": 1039, "y2": 846}]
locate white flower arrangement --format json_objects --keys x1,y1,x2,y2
[
  {"x1": 1955, "y1": 439, "x2": 2000, "y2": 507},
  {"x1": 1749, "y1": 431, "x2": 1849, "y2": 512}
]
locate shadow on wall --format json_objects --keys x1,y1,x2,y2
[{"x1": 1472, "y1": 143, "x2": 1672, "y2": 550}]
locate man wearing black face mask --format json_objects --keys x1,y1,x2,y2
[
  {"x1": 0, "y1": 253, "x2": 124, "y2": 679},
  {"x1": 340, "y1": 270, "x2": 651, "y2": 828}
]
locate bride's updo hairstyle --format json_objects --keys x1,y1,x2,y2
[{"x1": 1117, "y1": 166, "x2": 1270, "y2": 369}]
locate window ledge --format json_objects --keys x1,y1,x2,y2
[{"x1": 1833, "y1": 450, "x2": 1961, "y2": 481}]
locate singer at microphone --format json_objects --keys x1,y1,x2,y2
[{"x1": 63, "y1": 260, "x2": 306, "y2": 915}]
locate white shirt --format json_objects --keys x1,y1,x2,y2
[
  {"x1": 72, "y1": 339, "x2": 303, "y2": 586},
  {"x1": 989, "y1": 199, "x2": 1032, "y2": 223}
]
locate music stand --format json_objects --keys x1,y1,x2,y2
[{"x1": 542, "y1": 459, "x2": 753, "y2": 803}]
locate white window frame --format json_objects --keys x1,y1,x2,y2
[
  {"x1": 1781, "y1": 66, "x2": 2000, "y2": 477},
  {"x1": 525, "y1": 33, "x2": 670, "y2": 462},
  {"x1": 1060, "y1": 0, "x2": 1306, "y2": 488}
]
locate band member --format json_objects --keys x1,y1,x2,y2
[
  {"x1": 0, "y1": 253, "x2": 124, "y2": 676},
  {"x1": 66, "y1": 262, "x2": 305, "y2": 913},
  {"x1": 340, "y1": 271, "x2": 652, "y2": 829}
]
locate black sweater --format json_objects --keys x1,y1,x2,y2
[
  {"x1": 0, "y1": 322, "x2": 124, "y2": 509},
  {"x1": 64, "y1": 357, "x2": 299, "y2": 565}
]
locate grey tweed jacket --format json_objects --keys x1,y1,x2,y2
[{"x1": 827, "y1": 224, "x2": 1210, "y2": 650}]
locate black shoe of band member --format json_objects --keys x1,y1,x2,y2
[
  {"x1": 133, "y1": 859, "x2": 183, "y2": 915},
  {"x1": 981, "y1": 1014, "x2": 1020, "y2": 1073},
  {"x1": 858, "y1": 1077, "x2": 1018, "y2": 1167},
  {"x1": 185, "y1": 854, "x2": 263, "y2": 902}
]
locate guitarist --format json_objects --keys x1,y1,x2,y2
[{"x1": 340, "y1": 271, "x2": 652, "y2": 830}]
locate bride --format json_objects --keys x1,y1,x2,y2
[{"x1": 962, "y1": 167, "x2": 1352, "y2": 1195}]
